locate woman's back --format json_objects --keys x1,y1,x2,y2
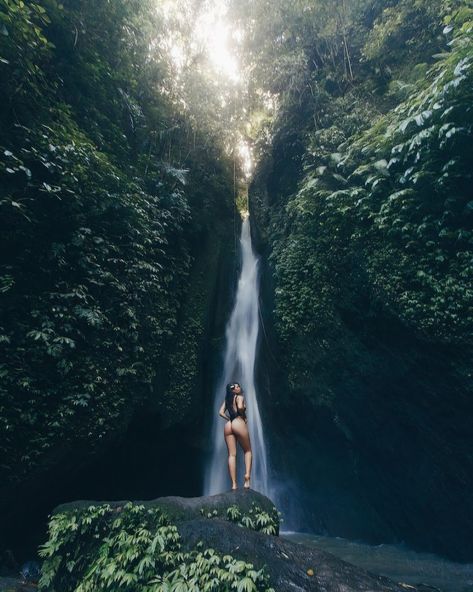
[{"x1": 225, "y1": 393, "x2": 245, "y2": 421}]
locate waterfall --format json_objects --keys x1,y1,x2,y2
[{"x1": 203, "y1": 214, "x2": 269, "y2": 495}]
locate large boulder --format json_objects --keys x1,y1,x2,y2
[
  {"x1": 34, "y1": 490, "x2": 439, "y2": 592},
  {"x1": 53, "y1": 489, "x2": 278, "y2": 531},
  {"x1": 177, "y1": 517, "x2": 436, "y2": 592}
]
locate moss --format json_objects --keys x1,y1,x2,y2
[
  {"x1": 251, "y1": 23, "x2": 473, "y2": 409},
  {"x1": 158, "y1": 225, "x2": 232, "y2": 428},
  {"x1": 0, "y1": 0, "x2": 237, "y2": 491}
]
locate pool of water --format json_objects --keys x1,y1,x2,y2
[{"x1": 280, "y1": 531, "x2": 473, "y2": 592}]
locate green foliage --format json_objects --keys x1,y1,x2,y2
[
  {"x1": 296, "y1": 22, "x2": 472, "y2": 342},
  {"x1": 37, "y1": 503, "x2": 274, "y2": 592},
  {"x1": 247, "y1": 3, "x2": 473, "y2": 402},
  {"x1": 0, "y1": 0, "x2": 57, "y2": 113},
  {"x1": 197, "y1": 502, "x2": 282, "y2": 536},
  {"x1": 0, "y1": 113, "x2": 191, "y2": 474},
  {"x1": 225, "y1": 503, "x2": 281, "y2": 535},
  {"x1": 361, "y1": 0, "x2": 473, "y2": 98},
  {"x1": 361, "y1": 0, "x2": 457, "y2": 69},
  {"x1": 230, "y1": 0, "x2": 368, "y2": 99},
  {"x1": 0, "y1": 0, "x2": 234, "y2": 484}
]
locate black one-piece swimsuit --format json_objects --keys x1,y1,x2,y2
[{"x1": 226, "y1": 394, "x2": 246, "y2": 422}]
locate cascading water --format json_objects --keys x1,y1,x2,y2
[{"x1": 203, "y1": 214, "x2": 269, "y2": 495}]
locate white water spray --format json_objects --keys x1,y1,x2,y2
[{"x1": 203, "y1": 214, "x2": 269, "y2": 495}]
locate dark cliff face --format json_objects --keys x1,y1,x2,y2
[
  {"x1": 0, "y1": 0, "x2": 242, "y2": 566},
  {"x1": 250, "y1": 153, "x2": 473, "y2": 563},
  {"x1": 0, "y1": 212, "x2": 240, "y2": 566}
]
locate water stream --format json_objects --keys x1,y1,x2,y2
[
  {"x1": 203, "y1": 214, "x2": 269, "y2": 495},
  {"x1": 282, "y1": 532, "x2": 473, "y2": 592}
]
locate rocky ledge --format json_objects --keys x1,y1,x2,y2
[{"x1": 1, "y1": 490, "x2": 442, "y2": 591}]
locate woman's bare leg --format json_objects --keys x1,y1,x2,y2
[
  {"x1": 243, "y1": 451, "x2": 252, "y2": 488},
  {"x1": 231, "y1": 418, "x2": 252, "y2": 488},
  {"x1": 224, "y1": 421, "x2": 237, "y2": 489}
]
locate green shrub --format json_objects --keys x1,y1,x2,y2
[
  {"x1": 225, "y1": 503, "x2": 282, "y2": 535},
  {"x1": 38, "y1": 502, "x2": 274, "y2": 592}
]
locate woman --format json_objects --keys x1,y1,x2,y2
[{"x1": 218, "y1": 382, "x2": 252, "y2": 490}]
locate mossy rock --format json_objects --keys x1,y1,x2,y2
[
  {"x1": 52, "y1": 489, "x2": 279, "y2": 533},
  {"x1": 39, "y1": 491, "x2": 278, "y2": 591},
  {"x1": 38, "y1": 490, "x2": 427, "y2": 591}
]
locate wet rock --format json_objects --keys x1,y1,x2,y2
[
  {"x1": 177, "y1": 517, "x2": 430, "y2": 591},
  {"x1": 0, "y1": 577, "x2": 37, "y2": 592},
  {"x1": 52, "y1": 488, "x2": 277, "y2": 529},
  {"x1": 0, "y1": 559, "x2": 40, "y2": 592},
  {"x1": 50, "y1": 489, "x2": 433, "y2": 592}
]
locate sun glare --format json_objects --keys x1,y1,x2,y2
[
  {"x1": 237, "y1": 139, "x2": 253, "y2": 180},
  {"x1": 194, "y1": 7, "x2": 241, "y2": 82},
  {"x1": 157, "y1": 0, "x2": 241, "y2": 83},
  {"x1": 156, "y1": 0, "x2": 255, "y2": 180}
]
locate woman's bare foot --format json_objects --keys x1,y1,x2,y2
[
  {"x1": 231, "y1": 483, "x2": 238, "y2": 490},
  {"x1": 244, "y1": 474, "x2": 250, "y2": 489}
]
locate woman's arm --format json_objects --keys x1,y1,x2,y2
[{"x1": 219, "y1": 400, "x2": 230, "y2": 420}]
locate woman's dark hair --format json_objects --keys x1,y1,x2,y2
[
  {"x1": 225, "y1": 382, "x2": 242, "y2": 412},
  {"x1": 226, "y1": 382, "x2": 240, "y2": 393}
]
